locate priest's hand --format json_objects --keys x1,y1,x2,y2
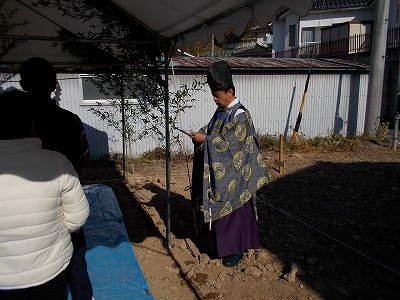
[{"x1": 191, "y1": 132, "x2": 206, "y2": 144}]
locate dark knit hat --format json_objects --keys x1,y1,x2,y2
[{"x1": 207, "y1": 60, "x2": 234, "y2": 92}]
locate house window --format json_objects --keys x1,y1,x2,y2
[
  {"x1": 289, "y1": 24, "x2": 296, "y2": 46},
  {"x1": 82, "y1": 77, "x2": 106, "y2": 101},
  {"x1": 81, "y1": 75, "x2": 138, "y2": 106},
  {"x1": 301, "y1": 27, "x2": 315, "y2": 44}
]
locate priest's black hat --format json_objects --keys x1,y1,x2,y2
[{"x1": 207, "y1": 60, "x2": 234, "y2": 92}]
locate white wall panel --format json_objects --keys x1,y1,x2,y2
[{"x1": 1, "y1": 71, "x2": 369, "y2": 158}]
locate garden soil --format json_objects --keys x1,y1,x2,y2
[{"x1": 80, "y1": 138, "x2": 400, "y2": 300}]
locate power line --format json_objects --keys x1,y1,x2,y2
[{"x1": 258, "y1": 197, "x2": 400, "y2": 276}]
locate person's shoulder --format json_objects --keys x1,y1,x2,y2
[
  {"x1": 53, "y1": 106, "x2": 83, "y2": 122},
  {"x1": 33, "y1": 149, "x2": 78, "y2": 178},
  {"x1": 54, "y1": 105, "x2": 78, "y2": 117},
  {"x1": 38, "y1": 147, "x2": 69, "y2": 161},
  {"x1": 39, "y1": 147, "x2": 76, "y2": 167}
]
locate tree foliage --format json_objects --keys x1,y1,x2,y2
[
  {"x1": 87, "y1": 75, "x2": 205, "y2": 151},
  {"x1": 31, "y1": 0, "x2": 204, "y2": 154}
]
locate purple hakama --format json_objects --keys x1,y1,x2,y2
[{"x1": 209, "y1": 200, "x2": 259, "y2": 257}]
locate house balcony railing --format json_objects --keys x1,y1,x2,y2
[{"x1": 274, "y1": 26, "x2": 400, "y2": 58}]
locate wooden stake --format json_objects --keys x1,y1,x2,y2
[{"x1": 274, "y1": 134, "x2": 285, "y2": 174}]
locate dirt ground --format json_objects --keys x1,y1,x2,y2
[{"x1": 80, "y1": 137, "x2": 400, "y2": 300}]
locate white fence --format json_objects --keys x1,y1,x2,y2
[{"x1": 1, "y1": 71, "x2": 368, "y2": 159}]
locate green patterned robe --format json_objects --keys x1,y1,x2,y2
[{"x1": 198, "y1": 101, "x2": 269, "y2": 223}]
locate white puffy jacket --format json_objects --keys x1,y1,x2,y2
[{"x1": 0, "y1": 138, "x2": 90, "y2": 290}]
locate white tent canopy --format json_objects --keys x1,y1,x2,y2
[
  {"x1": 1, "y1": 0, "x2": 314, "y2": 248},
  {"x1": 116, "y1": 0, "x2": 312, "y2": 44},
  {"x1": 1, "y1": 0, "x2": 313, "y2": 66}
]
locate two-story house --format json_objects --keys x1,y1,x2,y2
[
  {"x1": 270, "y1": 0, "x2": 400, "y2": 124},
  {"x1": 272, "y1": 0, "x2": 399, "y2": 58}
]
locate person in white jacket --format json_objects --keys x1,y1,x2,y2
[{"x1": 0, "y1": 90, "x2": 90, "y2": 300}]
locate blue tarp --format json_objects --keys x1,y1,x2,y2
[{"x1": 68, "y1": 184, "x2": 153, "y2": 300}]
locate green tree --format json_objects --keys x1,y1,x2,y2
[
  {"x1": 31, "y1": 0, "x2": 205, "y2": 163},
  {"x1": 86, "y1": 71, "x2": 205, "y2": 155}
]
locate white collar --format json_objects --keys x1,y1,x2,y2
[{"x1": 228, "y1": 98, "x2": 239, "y2": 108}]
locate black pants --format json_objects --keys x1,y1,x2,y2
[
  {"x1": 69, "y1": 229, "x2": 93, "y2": 300},
  {"x1": 0, "y1": 266, "x2": 70, "y2": 300}
]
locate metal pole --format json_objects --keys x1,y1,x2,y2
[
  {"x1": 120, "y1": 71, "x2": 126, "y2": 181},
  {"x1": 393, "y1": 47, "x2": 400, "y2": 151},
  {"x1": 164, "y1": 43, "x2": 172, "y2": 248},
  {"x1": 393, "y1": 112, "x2": 399, "y2": 150},
  {"x1": 364, "y1": 0, "x2": 390, "y2": 136},
  {"x1": 211, "y1": 34, "x2": 215, "y2": 57},
  {"x1": 291, "y1": 70, "x2": 311, "y2": 141}
]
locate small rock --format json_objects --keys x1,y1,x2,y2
[
  {"x1": 167, "y1": 263, "x2": 180, "y2": 275},
  {"x1": 226, "y1": 269, "x2": 235, "y2": 276},
  {"x1": 184, "y1": 260, "x2": 196, "y2": 266},
  {"x1": 214, "y1": 282, "x2": 222, "y2": 289},
  {"x1": 262, "y1": 263, "x2": 273, "y2": 272},
  {"x1": 283, "y1": 262, "x2": 305, "y2": 283},
  {"x1": 205, "y1": 292, "x2": 219, "y2": 299},
  {"x1": 174, "y1": 239, "x2": 186, "y2": 249},
  {"x1": 205, "y1": 279, "x2": 216, "y2": 288},
  {"x1": 181, "y1": 261, "x2": 195, "y2": 274},
  {"x1": 244, "y1": 266, "x2": 262, "y2": 278},
  {"x1": 283, "y1": 271, "x2": 296, "y2": 283},
  {"x1": 256, "y1": 249, "x2": 271, "y2": 262},
  {"x1": 199, "y1": 253, "x2": 210, "y2": 265},
  {"x1": 193, "y1": 272, "x2": 208, "y2": 284},
  {"x1": 247, "y1": 249, "x2": 256, "y2": 259},
  {"x1": 291, "y1": 262, "x2": 306, "y2": 276},
  {"x1": 218, "y1": 271, "x2": 227, "y2": 280},
  {"x1": 186, "y1": 268, "x2": 195, "y2": 279},
  {"x1": 214, "y1": 260, "x2": 222, "y2": 267}
]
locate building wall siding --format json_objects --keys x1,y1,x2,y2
[{"x1": 1, "y1": 71, "x2": 368, "y2": 158}]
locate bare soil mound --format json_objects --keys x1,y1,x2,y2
[{"x1": 81, "y1": 139, "x2": 400, "y2": 300}]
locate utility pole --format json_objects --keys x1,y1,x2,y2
[{"x1": 364, "y1": 0, "x2": 390, "y2": 136}]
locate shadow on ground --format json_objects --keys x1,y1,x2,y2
[
  {"x1": 141, "y1": 182, "x2": 198, "y2": 240},
  {"x1": 82, "y1": 159, "x2": 400, "y2": 300},
  {"x1": 80, "y1": 160, "x2": 163, "y2": 244},
  {"x1": 257, "y1": 161, "x2": 400, "y2": 299},
  {"x1": 140, "y1": 160, "x2": 400, "y2": 299}
]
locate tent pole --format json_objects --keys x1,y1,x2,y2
[
  {"x1": 120, "y1": 71, "x2": 126, "y2": 181},
  {"x1": 164, "y1": 42, "x2": 172, "y2": 248}
]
